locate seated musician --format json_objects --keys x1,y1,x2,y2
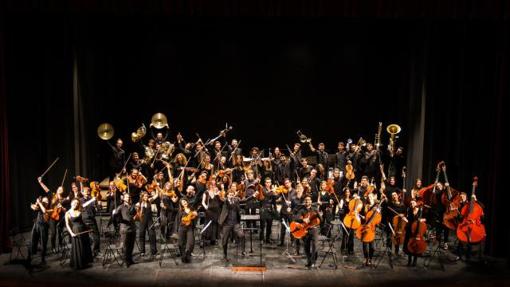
[{"x1": 293, "y1": 195, "x2": 322, "y2": 269}]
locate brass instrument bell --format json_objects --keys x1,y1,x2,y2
[
  {"x1": 386, "y1": 124, "x2": 401, "y2": 135},
  {"x1": 97, "y1": 123, "x2": 114, "y2": 141},
  {"x1": 150, "y1": 113, "x2": 169, "y2": 129},
  {"x1": 296, "y1": 130, "x2": 311, "y2": 143},
  {"x1": 131, "y1": 123, "x2": 147, "y2": 142}
]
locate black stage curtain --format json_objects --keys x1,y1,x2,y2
[{"x1": 1, "y1": 4, "x2": 508, "y2": 258}]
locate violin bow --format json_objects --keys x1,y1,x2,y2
[
  {"x1": 60, "y1": 169, "x2": 68, "y2": 187},
  {"x1": 39, "y1": 157, "x2": 60, "y2": 179}
]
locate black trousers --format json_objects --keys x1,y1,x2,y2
[
  {"x1": 83, "y1": 217, "x2": 100, "y2": 253},
  {"x1": 342, "y1": 228, "x2": 355, "y2": 254},
  {"x1": 120, "y1": 227, "x2": 136, "y2": 263},
  {"x1": 139, "y1": 218, "x2": 157, "y2": 254},
  {"x1": 362, "y1": 241, "x2": 375, "y2": 259},
  {"x1": 178, "y1": 225, "x2": 195, "y2": 260},
  {"x1": 221, "y1": 223, "x2": 245, "y2": 257},
  {"x1": 303, "y1": 227, "x2": 319, "y2": 265},
  {"x1": 259, "y1": 217, "x2": 273, "y2": 242},
  {"x1": 49, "y1": 219, "x2": 65, "y2": 250},
  {"x1": 160, "y1": 210, "x2": 175, "y2": 239},
  {"x1": 30, "y1": 222, "x2": 49, "y2": 260}
]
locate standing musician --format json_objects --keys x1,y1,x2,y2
[
  {"x1": 106, "y1": 138, "x2": 126, "y2": 180},
  {"x1": 219, "y1": 189, "x2": 247, "y2": 261},
  {"x1": 334, "y1": 141, "x2": 348, "y2": 173},
  {"x1": 259, "y1": 177, "x2": 276, "y2": 244},
  {"x1": 309, "y1": 142, "x2": 329, "y2": 172},
  {"x1": 293, "y1": 195, "x2": 322, "y2": 269},
  {"x1": 37, "y1": 177, "x2": 69, "y2": 253},
  {"x1": 28, "y1": 196, "x2": 50, "y2": 265},
  {"x1": 113, "y1": 191, "x2": 137, "y2": 266},
  {"x1": 177, "y1": 198, "x2": 198, "y2": 263},
  {"x1": 127, "y1": 168, "x2": 147, "y2": 204},
  {"x1": 298, "y1": 158, "x2": 313, "y2": 181},
  {"x1": 243, "y1": 170, "x2": 260, "y2": 231},
  {"x1": 201, "y1": 179, "x2": 223, "y2": 245},
  {"x1": 317, "y1": 180, "x2": 334, "y2": 237},
  {"x1": 277, "y1": 178, "x2": 294, "y2": 247},
  {"x1": 386, "y1": 191, "x2": 406, "y2": 255},
  {"x1": 339, "y1": 188, "x2": 352, "y2": 254},
  {"x1": 159, "y1": 182, "x2": 179, "y2": 240},
  {"x1": 136, "y1": 191, "x2": 158, "y2": 256},
  {"x1": 404, "y1": 199, "x2": 424, "y2": 267},
  {"x1": 431, "y1": 181, "x2": 450, "y2": 250},
  {"x1": 359, "y1": 193, "x2": 380, "y2": 266},
  {"x1": 80, "y1": 187, "x2": 99, "y2": 256}
]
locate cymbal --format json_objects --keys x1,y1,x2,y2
[{"x1": 97, "y1": 123, "x2": 114, "y2": 141}]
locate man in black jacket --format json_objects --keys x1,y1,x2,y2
[
  {"x1": 219, "y1": 190, "x2": 247, "y2": 261},
  {"x1": 293, "y1": 195, "x2": 322, "y2": 269}
]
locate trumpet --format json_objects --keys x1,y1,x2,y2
[
  {"x1": 386, "y1": 124, "x2": 401, "y2": 156},
  {"x1": 131, "y1": 123, "x2": 147, "y2": 142}
]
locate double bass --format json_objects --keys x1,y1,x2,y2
[
  {"x1": 356, "y1": 198, "x2": 385, "y2": 242},
  {"x1": 456, "y1": 177, "x2": 486, "y2": 244}
]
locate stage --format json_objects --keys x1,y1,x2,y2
[{"x1": 1, "y1": 222, "x2": 508, "y2": 287}]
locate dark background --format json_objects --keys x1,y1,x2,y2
[{"x1": 0, "y1": 1, "x2": 508, "y2": 260}]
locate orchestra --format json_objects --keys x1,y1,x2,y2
[{"x1": 25, "y1": 115, "x2": 487, "y2": 271}]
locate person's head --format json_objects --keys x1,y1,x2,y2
[
  {"x1": 204, "y1": 154, "x2": 211, "y2": 163},
  {"x1": 198, "y1": 171, "x2": 208, "y2": 182},
  {"x1": 180, "y1": 198, "x2": 189, "y2": 208},
  {"x1": 460, "y1": 192, "x2": 467, "y2": 202},
  {"x1": 301, "y1": 177, "x2": 309, "y2": 186},
  {"x1": 415, "y1": 179, "x2": 422, "y2": 188},
  {"x1": 175, "y1": 153, "x2": 187, "y2": 165},
  {"x1": 83, "y1": 187, "x2": 91, "y2": 197},
  {"x1": 274, "y1": 147, "x2": 281, "y2": 156},
  {"x1": 164, "y1": 182, "x2": 172, "y2": 190},
  {"x1": 116, "y1": 138, "x2": 123, "y2": 148},
  {"x1": 296, "y1": 183, "x2": 304, "y2": 195},
  {"x1": 186, "y1": 185, "x2": 196, "y2": 196},
  {"x1": 389, "y1": 176, "x2": 396, "y2": 186},
  {"x1": 320, "y1": 181, "x2": 328, "y2": 191},
  {"x1": 333, "y1": 168, "x2": 341, "y2": 178},
  {"x1": 148, "y1": 138, "x2": 155, "y2": 148},
  {"x1": 231, "y1": 139, "x2": 238, "y2": 147},
  {"x1": 301, "y1": 158, "x2": 308, "y2": 167},
  {"x1": 410, "y1": 199, "x2": 417, "y2": 208},
  {"x1": 264, "y1": 177, "x2": 272, "y2": 188},
  {"x1": 293, "y1": 143, "x2": 301, "y2": 151},
  {"x1": 70, "y1": 198, "x2": 81, "y2": 210},
  {"x1": 155, "y1": 171, "x2": 164, "y2": 180},
  {"x1": 338, "y1": 142, "x2": 345, "y2": 151},
  {"x1": 142, "y1": 192, "x2": 149, "y2": 202},
  {"x1": 263, "y1": 159, "x2": 271, "y2": 168},
  {"x1": 109, "y1": 181, "x2": 117, "y2": 190},
  {"x1": 132, "y1": 152, "x2": 139, "y2": 161},
  {"x1": 131, "y1": 169, "x2": 139, "y2": 178},
  {"x1": 318, "y1": 143, "x2": 325, "y2": 151},
  {"x1": 220, "y1": 156, "x2": 227, "y2": 165},
  {"x1": 344, "y1": 188, "x2": 351, "y2": 198},
  {"x1": 310, "y1": 169, "x2": 317, "y2": 178},
  {"x1": 304, "y1": 195, "x2": 312, "y2": 208},
  {"x1": 156, "y1": 132, "x2": 164, "y2": 141},
  {"x1": 123, "y1": 193, "x2": 131, "y2": 204},
  {"x1": 41, "y1": 196, "x2": 49, "y2": 206},
  {"x1": 284, "y1": 178, "x2": 292, "y2": 189},
  {"x1": 71, "y1": 182, "x2": 78, "y2": 193},
  {"x1": 367, "y1": 143, "x2": 374, "y2": 151},
  {"x1": 247, "y1": 170, "x2": 255, "y2": 180},
  {"x1": 230, "y1": 182, "x2": 238, "y2": 191},
  {"x1": 214, "y1": 141, "x2": 221, "y2": 150},
  {"x1": 360, "y1": 176, "x2": 369, "y2": 187},
  {"x1": 436, "y1": 182, "x2": 444, "y2": 190},
  {"x1": 391, "y1": 192, "x2": 399, "y2": 202}
]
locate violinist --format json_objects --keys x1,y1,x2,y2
[
  {"x1": 128, "y1": 152, "x2": 148, "y2": 176},
  {"x1": 28, "y1": 196, "x2": 50, "y2": 265},
  {"x1": 201, "y1": 179, "x2": 222, "y2": 245},
  {"x1": 113, "y1": 192, "x2": 137, "y2": 267},
  {"x1": 361, "y1": 143, "x2": 379, "y2": 180},
  {"x1": 37, "y1": 177, "x2": 69, "y2": 253},
  {"x1": 261, "y1": 159, "x2": 274, "y2": 182},
  {"x1": 177, "y1": 198, "x2": 198, "y2": 263},
  {"x1": 192, "y1": 171, "x2": 208, "y2": 208},
  {"x1": 219, "y1": 189, "x2": 247, "y2": 261},
  {"x1": 227, "y1": 138, "x2": 243, "y2": 162},
  {"x1": 277, "y1": 178, "x2": 294, "y2": 247},
  {"x1": 317, "y1": 180, "x2": 334, "y2": 237},
  {"x1": 68, "y1": 181, "x2": 83, "y2": 201},
  {"x1": 331, "y1": 168, "x2": 344, "y2": 197},
  {"x1": 298, "y1": 158, "x2": 313, "y2": 181},
  {"x1": 293, "y1": 195, "x2": 322, "y2": 269},
  {"x1": 243, "y1": 170, "x2": 260, "y2": 231},
  {"x1": 307, "y1": 170, "x2": 320, "y2": 199},
  {"x1": 106, "y1": 181, "x2": 122, "y2": 231},
  {"x1": 136, "y1": 191, "x2": 158, "y2": 256},
  {"x1": 127, "y1": 168, "x2": 147, "y2": 204},
  {"x1": 160, "y1": 182, "x2": 179, "y2": 240},
  {"x1": 259, "y1": 177, "x2": 276, "y2": 244},
  {"x1": 80, "y1": 187, "x2": 99, "y2": 256}
]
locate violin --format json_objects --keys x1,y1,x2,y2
[
  {"x1": 355, "y1": 198, "x2": 385, "y2": 243},
  {"x1": 50, "y1": 196, "x2": 64, "y2": 221},
  {"x1": 145, "y1": 181, "x2": 159, "y2": 193},
  {"x1": 181, "y1": 209, "x2": 198, "y2": 226},
  {"x1": 114, "y1": 177, "x2": 127, "y2": 192},
  {"x1": 343, "y1": 197, "x2": 363, "y2": 230},
  {"x1": 325, "y1": 178, "x2": 340, "y2": 203},
  {"x1": 290, "y1": 210, "x2": 321, "y2": 239},
  {"x1": 90, "y1": 181, "x2": 102, "y2": 201},
  {"x1": 407, "y1": 206, "x2": 428, "y2": 256},
  {"x1": 345, "y1": 161, "x2": 355, "y2": 181},
  {"x1": 75, "y1": 175, "x2": 89, "y2": 183},
  {"x1": 456, "y1": 177, "x2": 486, "y2": 244},
  {"x1": 275, "y1": 185, "x2": 289, "y2": 195}
]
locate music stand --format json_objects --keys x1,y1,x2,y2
[
  {"x1": 318, "y1": 221, "x2": 345, "y2": 269},
  {"x1": 424, "y1": 237, "x2": 446, "y2": 271},
  {"x1": 281, "y1": 219, "x2": 296, "y2": 263},
  {"x1": 101, "y1": 231, "x2": 123, "y2": 268}
]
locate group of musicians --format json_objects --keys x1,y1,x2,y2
[{"x1": 27, "y1": 127, "x2": 485, "y2": 270}]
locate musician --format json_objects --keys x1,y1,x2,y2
[
  {"x1": 107, "y1": 138, "x2": 126, "y2": 179},
  {"x1": 192, "y1": 171, "x2": 208, "y2": 207},
  {"x1": 106, "y1": 181, "x2": 122, "y2": 231},
  {"x1": 28, "y1": 196, "x2": 50, "y2": 265},
  {"x1": 243, "y1": 170, "x2": 260, "y2": 231},
  {"x1": 68, "y1": 181, "x2": 83, "y2": 200},
  {"x1": 293, "y1": 195, "x2": 322, "y2": 269},
  {"x1": 202, "y1": 180, "x2": 222, "y2": 245},
  {"x1": 160, "y1": 182, "x2": 179, "y2": 240},
  {"x1": 387, "y1": 146, "x2": 405, "y2": 184},
  {"x1": 346, "y1": 143, "x2": 362, "y2": 180},
  {"x1": 219, "y1": 189, "x2": 247, "y2": 261},
  {"x1": 261, "y1": 159, "x2": 274, "y2": 182},
  {"x1": 128, "y1": 152, "x2": 147, "y2": 175},
  {"x1": 354, "y1": 176, "x2": 370, "y2": 196},
  {"x1": 317, "y1": 181, "x2": 334, "y2": 237},
  {"x1": 127, "y1": 168, "x2": 147, "y2": 204},
  {"x1": 65, "y1": 198, "x2": 93, "y2": 269},
  {"x1": 272, "y1": 152, "x2": 291, "y2": 185},
  {"x1": 455, "y1": 192, "x2": 474, "y2": 261},
  {"x1": 277, "y1": 178, "x2": 294, "y2": 247},
  {"x1": 177, "y1": 198, "x2": 198, "y2": 263},
  {"x1": 431, "y1": 181, "x2": 450, "y2": 250},
  {"x1": 405, "y1": 179, "x2": 423, "y2": 207},
  {"x1": 332, "y1": 168, "x2": 344, "y2": 197},
  {"x1": 37, "y1": 177, "x2": 69, "y2": 253},
  {"x1": 307, "y1": 170, "x2": 320, "y2": 199},
  {"x1": 361, "y1": 143, "x2": 379, "y2": 180},
  {"x1": 382, "y1": 176, "x2": 402, "y2": 200},
  {"x1": 80, "y1": 187, "x2": 100, "y2": 256},
  {"x1": 227, "y1": 139, "x2": 243, "y2": 160},
  {"x1": 361, "y1": 193, "x2": 378, "y2": 266},
  {"x1": 113, "y1": 192, "x2": 137, "y2": 267},
  {"x1": 259, "y1": 177, "x2": 276, "y2": 244},
  {"x1": 334, "y1": 141, "x2": 347, "y2": 173},
  {"x1": 137, "y1": 191, "x2": 158, "y2": 256},
  {"x1": 309, "y1": 142, "x2": 329, "y2": 171},
  {"x1": 404, "y1": 199, "x2": 423, "y2": 267},
  {"x1": 386, "y1": 191, "x2": 406, "y2": 255},
  {"x1": 298, "y1": 158, "x2": 313, "y2": 180},
  {"x1": 339, "y1": 188, "x2": 353, "y2": 254}
]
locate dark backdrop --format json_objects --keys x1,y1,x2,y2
[{"x1": 0, "y1": 2, "x2": 508, "y2": 258}]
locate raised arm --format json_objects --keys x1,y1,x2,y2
[{"x1": 37, "y1": 177, "x2": 50, "y2": 193}]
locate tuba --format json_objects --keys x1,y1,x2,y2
[
  {"x1": 131, "y1": 123, "x2": 147, "y2": 142},
  {"x1": 97, "y1": 123, "x2": 114, "y2": 141},
  {"x1": 150, "y1": 113, "x2": 169, "y2": 129},
  {"x1": 386, "y1": 124, "x2": 401, "y2": 155}
]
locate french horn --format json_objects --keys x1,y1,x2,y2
[{"x1": 131, "y1": 123, "x2": 147, "y2": 142}]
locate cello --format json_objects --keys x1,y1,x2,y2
[
  {"x1": 356, "y1": 197, "x2": 385, "y2": 243},
  {"x1": 388, "y1": 206, "x2": 408, "y2": 248},
  {"x1": 407, "y1": 205, "x2": 428, "y2": 256},
  {"x1": 441, "y1": 164, "x2": 461, "y2": 230},
  {"x1": 343, "y1": 196, "x2": 363, "y2": 230},
  {"x1": 456, "y1": 177, "x2": 486, "y2": 244}
]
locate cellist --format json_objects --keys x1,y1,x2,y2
[
  {"x1": 358, "y1": 192, "x2": 381, "y2": 266},
  {"x1": 404, "y1": 199, "x2": 425, "y2": 267},
  {"x1": 387, "y1": 191, "x2": 407, "y2": 256}
]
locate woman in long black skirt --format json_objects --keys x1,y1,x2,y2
[{"x1": 65, "y1": 198, "x2": 93, "y2": 269}]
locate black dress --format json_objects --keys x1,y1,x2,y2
[{"x1": 69, "y1": 213, "x2": 93, "y2": 270}]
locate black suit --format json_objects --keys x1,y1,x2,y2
[{"x1": 219, "y1": 197, "x2": 245, "y2": 258}]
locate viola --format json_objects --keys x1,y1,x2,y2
[
  {"x1": 407, "y1": 207, "x2": 428, "y2": 256},
  {"x1": 343, "y1": 197, "x2": 363, "y2": 230},
  {"x1": 290, "y1": 210, "x2": 321, "y2": 239},
  {"x1": 356, "y1": 199, "x2": 385, "y2": 243},
  {"x1": 456, "y1": 177, "x2": 486, "y2": 244},
  {"x1": 181, "y1": 209, "x2": 198, "y2": 226}
]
